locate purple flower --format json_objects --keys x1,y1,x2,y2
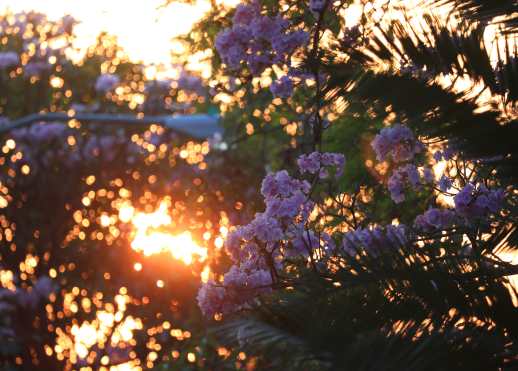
[
  {"x1": 95, "y1": 73, "x2": 120, "y2": 93},
  {"x1": 443, "y1": 147, "x2": 455, "y2": 160},
  {"x1": 15, "y1": 122, "x2": 67, "y2": 142},
  {"x1": 24, "y1": 61, "x2": 51, "y2": 77},
  {"x1": 0, "y1": 52, "x2": 19, "y2": 69},
  {"x1": 225, "y1": 264, "x2": 273, "y2": 292},
  {"x1": 261, "y1": 170, "x2": 310, "y2": 200},
  {"x1": 215, "y1": 26, "x2": 251, "y2": 70},
  {"x1": 438, "y1": 175, "x2": 452, "y2": 192},
  {"x1": 250, "y1": 16, "x2": 287, "y2": 40},
  {"x1": 289, "y1": 224, "x2": 317, "y2": 258},
  {"x1": 406, "y1": 165, "x2": 420, "y2": 186},
  {"x1": 233, "y1": 3, "x2": 260, "y2": 25},
  {"x1": 388, "y1": 171, "x2": 406, "y2": 203},
  {"x1": 321, "y1": 152, "x2": 346, "y2": 176},
  {"x1": 261, "y1": 171, "x2": 313, "y2": 221},
  {"x1": 387, "y1": 164, "x2": 421, "y2": 203},
  {"x1": 223, "y1": 265, "x2": 249, "y2": 287},
  {"x1": 287, "y1": 225, "x2": 335, "y2": 260},
  {"x1": 371, "y1": 124, "x2": 423, "y2": 163},
  {"x1": 246, "y1": 53, "x2": 271, "y2": 76},
  {"x1": 270, "y1": 76, "x2": 294, "y2": 98},
  {"x1": 249, "y1": 213, "x2": 283, "y2": 243},
  {"x1": 177, "y1": 72, "x2": 204, "y2": 95},
  {"x1": 309, "y1": 0, "x2": 328, "y2": 15},
  {"x1": 197, "y1": 263, "x2": 273, "y2": 317},
  {"x1": 225, "y1": 229, "x2": 243, "y2": 260},
  {"x1": 271, "y1": 30, "x2": 309, "y2": 58},
  {"x1": 414, "y1": 208, "x2": 455, "y2": 232},
  {"x1": 197, "y1": 280, "x2": 226, "y2": 317},
  {"x1": 423, "y1": 167, "x2": 434, "y2": 183},
  {"x1": 215, "y1": 7, "x2": 307, "y2": 78},
  {"x1": 266, "y1": 191, "x2": 308, "y2": 219},
  {"x1": 343, "y1": 26, "x2": 362, "y2": 48},
  {"x1": 297, "y1": 152, "x2": 321, "y2": 174},
  {"x1": 454, "y1": 183, "x2": 476, "y2": 217},
  {"x1": 454, "y1": 183, "x2": 505, "y2": 219},
  {"x1": 297, "y1": 152, "x2": 345, "y2": 178}
]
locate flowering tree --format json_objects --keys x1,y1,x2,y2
[
  {"x1": 185, "y1": 1, "x2": 518, "y2": 369},
  {"x1": 0, "y1": 1, "x2": 517, "y2": 370},
  {"x1": 0, "y1": 10, "x2": 261, "y2": 369}
]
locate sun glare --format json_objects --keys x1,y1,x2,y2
[
  {"x1": 1, "y1": 0, "x2": 238, "y2": 66},
  {"x1": 122, "y1": 200, "x2": 208, "y2": 265},
  {"x1": 55, "y1": 288, "x2": 144, "y2": 369}
]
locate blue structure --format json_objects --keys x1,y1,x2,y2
[{"x1": 0, "y1": 113, "x2": 222, "y2": 140}]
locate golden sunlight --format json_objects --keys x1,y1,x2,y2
[
  {"x1": 56, "y1": 288, "x2": 144, "y2": 370},
  {"x1": 121, "y1": 200, "x2": 207, "y2": 265},
  {"x1": 1, "y1": 0, "x2": 239, "y2": 65}
]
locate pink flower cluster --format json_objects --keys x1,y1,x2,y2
[
  {"x1": 215, "y1": 2, "x2": 309, "y2": 76},
  {"x1": 414, "y1": 208, "x2": 456, "y2": 232},
  {"x1": 297, "y1": 151, "x2": 345, "y2": 178},
  {"x1": 370, "y1": 124, "x2": 505, "y2": 226},
  {"x1": 7, "y1": 122, "x2": 145, "y2": 178},
  {"x1": 454, "y1": 183, "x2": 505, "y2": 220},
  {"x1": 371, "y1": 124, "x2": 424, "y2": 163},
  {"x1": 371, "y1": 124, "x2": 435, "y2": 203},
  {"x1": 0, "y1": 276, "x2": 55, "y2": 312},
  {"x1": 95, "y1": 73, "x2": 120, "y2": 93},
  {"x1": 198, "y1": 152, "x2": 345, "y2": 317},
  {"x1": 0, "y1": 52, "x2": 19, "y2": 69}
]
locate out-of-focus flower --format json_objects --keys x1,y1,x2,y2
[
  {"x1": 309, "y1": 0, "x2": 328, "y2": 16},
  {"x1": 24, "y1": 61, "x2": 51, "y2": 77},
  {"x1": 95, "y1": 73, "x2": 120, "y2": 93},
  {"x1": 270, "y1": 76, "x2": 294, "y2": 98},
  {"x1": 0, "y1": 52, "x2": 19, "y2": 69},
  {"x1": 438, "y1": 175, "x2": 452, "y2": 192},
  {"x1": 343, "y1": 26, "x2": 362, "y2": 49},
  {"x1": 177, "y1": 71, "x2": 205, "y2": 95}
]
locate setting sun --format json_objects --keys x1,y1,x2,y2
[{"x1": 122, "y1": 200, "x2": 208, "y2": 265}]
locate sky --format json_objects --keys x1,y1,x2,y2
[{"x1": 0, "y1": 0, "x2": 238, "y2": 66}]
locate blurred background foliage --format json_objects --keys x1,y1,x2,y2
[{"x1": 0, "y1": 0, "x2": 516, "y2": 369}]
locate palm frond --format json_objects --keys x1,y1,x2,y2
[
  {"x1": 322, "y1": 67, "x2": 518, "y2": 183},
  {"x1": 427, "y1": 0, "x2": 518, "y2": 33},
  {"x1": 212, "y1": 237, "x2": 518, "y2": 370},
  {"x1": 212, "y1": 317, "x2": 329, "y2": 370},
  {"x1": 356, "y1": 14, "x2": 515, "y2": 99}
]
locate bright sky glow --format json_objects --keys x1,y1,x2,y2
[
  {"x1": 0, "y1": 0, "x2": 238, "y2": 65},
  {"x1": 119, "y1": 200, "x2": 208, "y2": 265}
]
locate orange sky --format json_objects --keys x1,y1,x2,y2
[{"x1": 1, "y1": 0, "x2": 239, "y2": 66}]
